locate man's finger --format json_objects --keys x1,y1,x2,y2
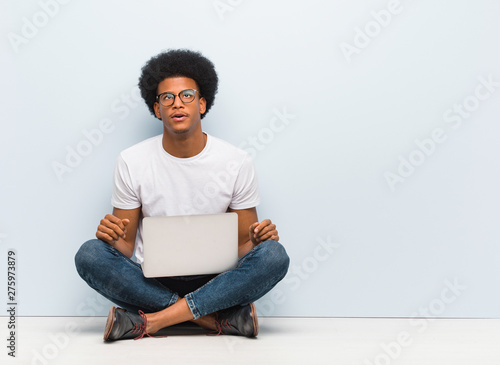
[
  {"x1": 96, "y1": 230, "x2": 115, "y2": 244},
  {"x1": 249, "y1": 222, "x2": 258, "y2": 234},
  {"x1": 98, "y1": 225, "x2": 119, "y2": 241},
  {"x1": 254, "y1": 219, "x2": 272, "y2": 233},
  {"x1": 105, "y1": 214, "x2": 126, "y2": 231},
  {"x1": 257, "y1": 224, "x2": 276, "y2": 236},
  {"x1": 102, "y1": 217, "x2": 126, "y2": 237},
  {"x1": 258, "y1": 230, "x2": 277, "y2": 241}
]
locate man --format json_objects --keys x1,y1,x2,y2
[{"x1": 75, "y1": 49, "x2": 290, "y2": 341}]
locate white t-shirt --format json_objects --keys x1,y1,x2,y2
[{"x1": 111, "y1": 133, "x2": 260, "y2": 262}]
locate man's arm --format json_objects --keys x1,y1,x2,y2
[
  {"x1": 228, "y1": 207, "x2": 279, "y2": 258},
  {"x1": 95, "y1": 207, "x2": 141, "y2": 258}
]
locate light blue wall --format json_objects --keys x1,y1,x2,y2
[{"x1": 1, "y1": 0, "x2": 499, "y2": 317}]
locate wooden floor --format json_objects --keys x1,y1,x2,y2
[{"x1": 2, "y1": 316, "x2": 499, "y2": 364}]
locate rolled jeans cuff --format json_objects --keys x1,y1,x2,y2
[
  {"x1": 168, "y1": 293, "x2": 180, "y2": 308},
  {"x1": 184, "y1": 293, "x2": 201, "y2": 319}
]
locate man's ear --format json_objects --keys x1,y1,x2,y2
[
  {"x1": 199, "y1": 97, "x2": 207, "y2": 115},
  {"x1": 153, "y1": 102, "x2": 162, "y2": 119}
]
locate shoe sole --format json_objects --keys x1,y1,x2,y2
[
  {"x1": 249, "y1": 303, "x2": 259, "y2": 337},
  {"x1": 103, "y1": 306, "x2": 116, "y2": 341}
]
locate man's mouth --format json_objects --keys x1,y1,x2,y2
[{"x1": 171, "y1": 113, "x2": 187, "y2": 122}]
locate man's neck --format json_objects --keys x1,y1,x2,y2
[{"x1": 162, "y1": 130, "x2": 207, "y2": 158}]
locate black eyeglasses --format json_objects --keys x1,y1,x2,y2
[{"x1": 156, "y1": 89, "x2": 199, "y2": 107}]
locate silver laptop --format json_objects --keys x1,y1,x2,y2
[{"x1": 141, "y1": 213, "x2": 238, "y2": 278}]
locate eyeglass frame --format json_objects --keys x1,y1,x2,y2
[{"x1": 155, "y1": 89, "x2": 201, "y2": 107}]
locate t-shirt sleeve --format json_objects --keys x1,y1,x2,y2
[
  {"x1": 229, "y1": 154, "x2": 260, "y2": 210},
  {"x1": 111, "y1": 154, "x2": 142, "y2": 209}
]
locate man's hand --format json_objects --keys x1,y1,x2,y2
[
  {"x1": 96, "y1": 214, "x2": 130, "y2": 245},
  {"x1": 249, "y1": 219, "x2": 279, "y2": 246}
]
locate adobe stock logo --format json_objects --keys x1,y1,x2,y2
[
  {"x1": 257, "y1": 236, "x2": 340, "y2": 317},
  {"x1": 51, "y1": 86, "x2": 142, "y2": 181},
  {"x1": 213, "y1": 0, "x2": 243, "y2": 21},
  {"x1": 7, "y1": 0, "x2": 72, "y2": 53},
  {"x1": 339, "y1": 0, "x2": 403, "y2": 62},
  {"x1": 363, "y1": 278, "x2": 466, "y2": 365},
  {"x1": 238, "y1": 107, "x2": 295, "y2": 159},
  {"x1": 384, "y1": 74, "x2": 499, "y2": 191},
  {"x1": 30, "y1": 293, "x2": 113, "y2": 364}
]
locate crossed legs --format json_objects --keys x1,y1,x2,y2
[{"x1": 75, "y1": 239, "x2": 289, "y2": 335}]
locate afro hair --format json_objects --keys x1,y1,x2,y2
[{"x1": 138, "y1": 49, "x2": 218, "y2": 119}]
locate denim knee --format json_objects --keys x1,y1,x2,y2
[
  {"x1": 259, "y1": 240, "x2": 290, "y2": 281},
  {"x1": 74, "y1": 239, "x2": 106, "y2": 279}
]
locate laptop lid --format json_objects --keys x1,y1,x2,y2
[{"x1": 141, "y1": 213, "x2": 238, "y2": 278}]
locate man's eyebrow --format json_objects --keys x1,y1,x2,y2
[{"x1": 158, "y1": 89, "x2": 187, "y2": 94}]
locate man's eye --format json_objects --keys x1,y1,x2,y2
[{"x1": 182, "y1": 91, "x2": 194, "y2": 97}]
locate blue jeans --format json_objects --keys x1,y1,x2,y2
[{"x1": 74, "y1": 239, "x2": 289, "y2": 319}]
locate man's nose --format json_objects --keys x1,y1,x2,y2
[{"x1": 172, "y1": 94, "x2": 185, "y2": 108}]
